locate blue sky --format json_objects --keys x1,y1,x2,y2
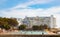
[
  {"x1": 0, "y1": 0, "x2": 60, "y2": 10},
  {"x1": 0, "y1": 0, "x2": 60, "y2": 28}
]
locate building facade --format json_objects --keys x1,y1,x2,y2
[
  {"x1": 17, "y1": 18, "x2": 23, "y2": 26},
  {"x1": 22, "y1": 15, "x2": 56, "y2": 28}
]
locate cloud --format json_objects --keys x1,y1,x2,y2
[
  {"x1": 1, "y1": 6, "x2": 60, "y2": 17},
  {"x1": 29, "y1": 0, "x2": 54, "y2": 4},
  {"x1": 43, "y1": 6, "x2": 60, "y2": 14},
  {"x1": 11, "y1": 0, "x2": 54, "y2": 9}
]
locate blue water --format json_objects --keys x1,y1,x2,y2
[{"x1": 9, "y1": 31, "x2": 48, "y2": 35}]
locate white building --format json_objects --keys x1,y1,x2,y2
[
  {"x1": 17, "y1": 18, "x2": 23, "y2": 26},
  {"x1": 22, "y1": 15, "x2": 56, "y2": 28}
]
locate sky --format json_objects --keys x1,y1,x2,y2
[{"x1": 0, "y1": 0, "x2": 60, "y2": 28}]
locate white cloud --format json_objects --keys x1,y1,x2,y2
[
  {"x1": 29, "y1": 0, "x2": 54, "y2": 4},
  {"x1": 1, "y1": 6, "x2": 60, "y2": 17},
  {"x1": 11, "y1": 0, "x2": 54, "y2": 9}
]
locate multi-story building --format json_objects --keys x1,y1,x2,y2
[{"x1": 22, "y1": 15, "x2": 56, "y2": 28}]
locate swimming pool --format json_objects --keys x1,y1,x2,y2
[{"x1": 8, "y1": 31, "x2": 48, "y2": 35}]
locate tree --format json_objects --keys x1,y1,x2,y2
[
  {"x1": 0, "y1": 17, "x2": 18, "y2": 30},
  {"x1": 39, "y1": 24, "x2": 49, "y2": 30},
  {"x1": 18, "y1": 25, "x2": 26, "y2": 30},
  {"x1": 32, "y1": 25, "x2": 39, "y2": 30},
  {"x1": 7, "y1": 18, "x2": 18, "y2": 26},
  {"x1": 0, "y1": 21, "x2": 8, "y2": 29},
  {"x1": 0, "y1": 21, "x2": 10, "y2": 30},
  {"x1": 43, "y1": 24, "x2": 48, "y2": 29},
  {"x1": 3, "y1": 24, "x2": 10, "y2": 30},
  {"x1": 39, "y1": 25, "x2": 44, "y2": 30}
]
